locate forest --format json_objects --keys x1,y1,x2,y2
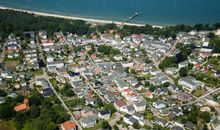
[{"x1": 0, "y1": 9, "x2": 220, "y2": 41}]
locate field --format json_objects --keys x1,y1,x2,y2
[
  {"x1": 192, "y1": 87, "x2": 206, "y2": 97},
  {"x1": 0, "y1": 120, "x2": 16, "y2": 130},
  {"x1": 4, "y1": 61, "x2": 19, "y2": 71}
]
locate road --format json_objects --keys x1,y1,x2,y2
[
  {"x1": 153, "y1": 41, "x2": 178, "y2": 84},
  {"x1": 164, "y1": 87, "x2": 220, "y2": 111},
  {"x1": 30, "y1": 69, "x2": 83, "y2": 130},
  {"x1": 36, "y1": 34, "x2": 46, "y2": 64},
  {"x1": 81, "y1": 51, "x2": 108, "y2": 104},
  {"x1": 84, "y1": 78, "x2": 108, "y2": 104},
  {"x1": 33, "y1": 34, "x2": 83, "y2": 130},
  {"x1": 0, "y1": 41, "x2": 6, "y2": 63},
  {"x1": 109, "y1": 113, "x2": 124, "y2": 127}
]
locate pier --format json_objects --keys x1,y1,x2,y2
[{"x1": 121, "y1": 12, "x2": 142, "y2": 25}]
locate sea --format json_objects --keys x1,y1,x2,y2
[{"x1": 0, "y1": 0, "x2": 220, "y2": 25}]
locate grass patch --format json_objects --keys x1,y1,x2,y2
[
  {"x1": 21, "y1": 69, "x2": 43, "y2": 75},
  {"x1": 195, "y1": 71, "x2": 220, "y2": 87},
  {"x1": 0, "y1": 120, "x2": 16, "y2": 130},
  {"x1": 84, "y1": 120, "x2": 105, "y2": 130},
  {"x1": 192, "y1": 87, "x2": 206, "y2": 97},
  {"x1": 5, "y1": 60, "x2": 19, "y2": 71}
]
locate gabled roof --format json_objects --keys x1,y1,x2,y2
[
  {"x1": 14, "y1": 99, "x2": 29, "y2": 112},
  {"x1": 99, "y1": 110, "x2": 110, "y2": 115},
  {"x1": 115, "y1": 99, "x2": 126, "y2": 107},
  {"x1": 61, "y1": 121, "x2": 77, "y2": 130}
]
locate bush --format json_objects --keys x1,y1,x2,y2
[{"x1": 133, "y1": 123, "x2": 140, "y2": 129}]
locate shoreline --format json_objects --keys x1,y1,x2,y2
[{"x1": 0, "y1": 6, "x2": 164, "y2": 28}]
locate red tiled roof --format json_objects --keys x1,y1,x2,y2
[
  {"x1": 14, "y1": 99, "x2": 30, "y2": 112},
  {"x1": 115, "y1": 99, "x2": 126, "y2": 107},
  {"x1": 146, "y1": 91, "x2": 152, "y2": 97},
  {"x1": 61, "y1": 121, "x2": 77, "y2": 130}
]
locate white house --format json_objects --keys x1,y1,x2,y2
[
  {"x1": 98, "y1": 110, "x2": 111, "y2": 120},
  {"x1": 153, "y1": 101, "x2": 166, "y2": 109},
  {"x1": 178, "y1": 76, "x2": 200, "y2": 91},
  {"x1": 178, "y1": 61, "x2": 188, "y2": 69},
  {"x1": 114, "y1": 79, "x2": 129, "y2": 92},
  {"x1": 133, "y1": 101, "x2": 146, "y2": 112},
  {"x1": 114, "y1": 99, "x2": 127, "y2": 112}
]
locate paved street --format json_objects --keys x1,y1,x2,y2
[{"x1": 30, "y1": 69, "x2": 83, "y2": 130}]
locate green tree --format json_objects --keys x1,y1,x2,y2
[
  {"x1": 61, "y1": 83, "x2": 75, "y2": 97},
  {"x1": 0, "y1": 103, "x2": 15, "y2": 120},
  {"x1": 95, "y1": 97, "x2": 104, "y2": 108},
  {"x1": 46, "y1": 122, "x2": 57, "y2": 130},
  {"x1": 199, "y1": 111, "x2": 211, "y2": 123},
  {"x1": 29, "y1": 105, "x2": 40, "y2": 118},
  {"x1": 163, "y1": 82, "x2": 170, "y2": 87},
  {"x1": 179, "y1": 67, "x2": 188, "y2": 77},
  {"x1": 29, "y1": 90, "x2": 43, "y2": 106},
  {"x1": 113, "y1": 125, "x2": 119, "y2": 130},
  {"x1": 0, "y1": 89, "x2": 7, "y2": 96},
  {"x1": 14, "y1": 112, "x2": 26, "y2": 130},
  {"x1": 104, "y1": 103, "x2": 116, "y2": 113},
  {"x1": 133, "y1": 122, "x2": 140, "y2": 129},
  {"x1": 102, "y1": 121, "x2": 111, "y2": 129},
  {"x1": 159, "y1": 57, "x2": 177, "y2": 69}
]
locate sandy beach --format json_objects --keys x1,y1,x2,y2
[{"x1": 0, "y1": 6, "x2": 163, "y2": 28}]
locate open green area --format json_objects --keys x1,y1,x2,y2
[
  {"x1": 0, "y1": 90, "x2": 69, "y2": 130},
  {"x1": 0, "y1": 120, "x2": 16, "y2": 130},
  {"x1": 192, "y1": 87, "x2": 206, "y2": 97},
  {"x1": 195, "y1": 71, "x2": 220, "y2": 87}
]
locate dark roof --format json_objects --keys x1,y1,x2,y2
[
  {"x1": 171, "y1": 126, "x2": 184, "y2": 130},
  {"x1": 185, "y1": 122, "x2": 195, "y2": 129},
  {"x1": 99, "y1": 110, "x2": 110, "y2": 115},
  {"x1": 124, "y1": 114, "x2": 131, "y2": 119},
  {"x1": 155, "y1": 118, "x2": 168, "y2": 125},
  {"x1": 129, "y1": 116, "x2": 139, "y2": 123},
  {"x1": 43, "y1": 88, "x2": 53, "y2": 96},
  {"x1": 68, "y1": 71, "x2": 80, "y2": 76},
  {"x1": 133, "y1": 112, "x2": 143, "y2": 119}
]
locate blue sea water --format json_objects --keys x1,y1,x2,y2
[{"x1": 0, "y1": 0, "x2": 220, "y2": 25}]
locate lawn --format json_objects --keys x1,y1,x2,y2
[
  {"x1": 192, "y1": 87, "x2": 206, "y2": 97},
  {"x1": 0, "y1": 120, "x2": 16, "y2": 130},
  {"x1": 205, "y1": 57, "x2": 220, "y2": 71},
  {"x1": 5, "y1": 60, "x2": 19, "y2": 71},
  {"x1": 21, "y1": 69, "x2": 43, "y2": 76},
  {"x1": 195, "y1": 71, "x2": 220, "y2": 87},
  {"x1": 84, "y1": 120, "x2": 105, "y2": 130}
]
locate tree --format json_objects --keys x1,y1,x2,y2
[
  {"x1": 14, "y1": 112, "x2": 27, "y2": 130},
  {"x1": 0, "y1": 89, "x2": 7, "y2": 96},
  {"x1": 179, "y1": 67, "x2": 188, "y2": 77},
  {"x1": 46, "y1": 122, "x2": 57, "y2": 130},
  {"x1": 29, "y1": 90, "x2": 43, "y2": 106},
  {"x1": 95, "y1": 97, "x2": 103, "y2": 108},
  {"x1": 104, "y1": 103, "x2": 116, "y2": 113},
  {"x1": 0, "y1": 103, "x2": 15, "y2": 120},
  {"x1": 102, "y1": 121, "x2": 111, "y2": 129},
  {"x1": 149, "y1": 85, "x2": 156, "y2": 92},
  {"x1": 113, "y1": 125, "x2": 119, "y2": 130},
  {"x1": 124, "y1": 67, "x2": 129, "y2": 73},
  {"x1": 207, "y1": 32, "x2": 215, "y2": 39},
  {"x1": 29, "y1": 105, "x2": 40, "y2": 118},
  {"x1": 159, "y1": 57, "x2": 177, "y2": 69},
  {"x1": 211, "y1": 38, "x2": 220, "y2": 53},
  {"x1": 180, "y1": 116, "x2": 187, "y2": 123},
  {"x1": 199, "y1": 111, "x2": 211, "y2": 123},
  {"x1": 163, "y1": 82, "x2": 170, "y2": 87},
  {"x1": 133, "y1": 122, "x2": 140, "y2": 129},
  {"x1": 61, "y1": 83, "x2": 75, "y2": 97}
]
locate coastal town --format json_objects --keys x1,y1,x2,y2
[{"x1": 0, "y1": 7, "x2": 220, "y2": 130}]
